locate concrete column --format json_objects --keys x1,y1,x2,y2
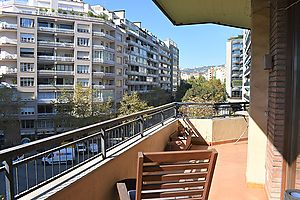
[{"x1": 246, "y1": 0, "x2": 269, "y2": 187}]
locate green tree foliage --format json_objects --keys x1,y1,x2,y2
[
  {"x1": 175, "y1": 80, "x2": 192, "y2": 102},
  {"x1": 0, "y1": 85, "x2": 21, "y2": 148},
  {"x1": 140, "y1": 87, "x2": 173, "y2": 107},
  {"x1": 181, "y1": 76, "x2": 226, "y2": 117},
  {"x1": 118, "y1": 92, "x2": 152, "y2": 117},
  {"x1": 183, "y1": 76, "x2": 226, "y2": 103},
  {"x1": 54, "y1": 84, "x2": 112, "y2": 128}
]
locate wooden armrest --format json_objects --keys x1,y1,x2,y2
[{"x1": 117, "y1": 183, "x2": 131, "y2": 200}]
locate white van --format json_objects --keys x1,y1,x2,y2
[
  {"x1": 89, "y1": 143, "x2": 99, "y2": 153},
  {"x1": 42, "y1": 148, "x2": 75, "y2": 165}
]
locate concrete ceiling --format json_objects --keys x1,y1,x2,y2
[{"x1": 152, "y1": 0, "x2": 251, "y2": 29}]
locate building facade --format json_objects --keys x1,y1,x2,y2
[
  {"x1": 0, "y1": 0, "x2": 179, "y2": 143},
  {"x1": 165, "y1": 39, "x2": 180, "y2": 92},
  {"x1": 225, "y1": 35, "x2": 243, "y2": 100},
  {"x1": 242, "y1": 30, "x2": 251, "y2": 102}
]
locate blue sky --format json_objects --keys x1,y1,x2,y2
[{"x1": 85, "y1": 0, "x2": 243, "y2": 68}]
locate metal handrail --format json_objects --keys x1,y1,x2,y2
[{"x1": 0, "y1": 101, "x2": 249, "y2": 199}]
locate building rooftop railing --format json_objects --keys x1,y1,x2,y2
[{"x1": 0, "y1": 102, "x2": 249, "y2": 199}]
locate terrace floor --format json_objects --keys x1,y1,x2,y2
[{"x1": 191, "y1": 141, "x2": 268, "y2": 200}]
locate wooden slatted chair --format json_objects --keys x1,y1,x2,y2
[{"x1": 117, "y1": 149, "x2": 218, "y2": 200}]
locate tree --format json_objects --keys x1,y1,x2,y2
[
  {"x1": 183, "y1": 76, "x2": 226, "y2": 103},
  {"x1": 118, "y1": 92, "x2": 152, "y2": 117},
  {"x1": 140, "y1": 87, "x2": 173, "y2": 107},
  {"x1": 0, "y1": 84, "x2": 21, "y2": 148},
  {"x1": 54, "y1": 84, "x2": 113, "y2": 129},
  {"x1": 175, "y1": 80, "x2": 192, "y2": 102},
  {"x1": 181, "y1": 76, "x2": 226, "y2": 117}
]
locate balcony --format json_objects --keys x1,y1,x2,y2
[
  {"x1": 38, "y1": 56, "x2": 74, "y2": 62},
  {"x1": 38, "y1": 84, "x2": 74, "y2": 90},
  {"x1": 38, "y1": 27, "x2": 74, "y2": 34},
  {"x1": 93, "y1": 58, "x2": 115, "y2": 65},
  {"x1": 0, "y1": 102, "x2": 267, "y2": 200},
  {"x1": 92, "y1": 72, "x2": 115, "y2": 78},
  {"x1": 38, "y1": 70, "x2": 74, "y2": 76},
  {"x1": 38, "y1": 41, "x2": 74, "y2": 48},
  {"x1": 92, "y1": 45, "x2": 115, "y2": 52},
  {"x1": 0, "y1": 53, "x2": 17, "y2": 61},
  {"x1": 0, "y1": 22, "x2": 17, "y2": 30},
  {"x1": 92, "y1": 31, "x2": 115, "y2": 41},
  {"x1": 0, "y1": 37, "x2": 17, "y2": 46},
  {"x1": 92, "y1": 84, "x2": 115, "y2": 90}
]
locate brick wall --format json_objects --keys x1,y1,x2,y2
[{"x1": 267, "y1": 0, "x2": 288, "y2": 199}]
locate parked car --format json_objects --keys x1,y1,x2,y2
[
  {"x1": 89, "y1": 143, "x2": 99, "y2": 153},
  {"x1": 76, "y1": 143, "x2": 87, "y2": 153},
  {"x1": 42, "y1": 148, "x2": 75, "y2": 165}
]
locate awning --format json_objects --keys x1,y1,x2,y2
[{"x1": 152, "y1": 0, "x2": 251, "y2": 29}]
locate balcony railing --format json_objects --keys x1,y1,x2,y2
[
  {"x1": 38, "y1": 41, "x2": 74, "y2": 48},
  {"x1": 0, "y1": 102, "x2": 249, "y2": 199},
  {"x1": 0, "y1": 53, "x2": 17, "y2": 60},
  {"x1": 38, "y1": 56, "x2": 74, "y2": 62},
  {"x1": 38, "y1": 27, "x2": 74, "y2": 34},
  {"x1": 0, "y1": 23, "x2": 17, "y2": 30},
  {"x1": 92, "y1": 32, "x2": 115, "y2": 40},
  {"x1": 0, "y1": 38, "x2": 17, "y2": 45}
]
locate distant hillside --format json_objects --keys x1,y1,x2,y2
[{"x1": 181, "y1": 65, "x2": 224, "y2": 73}]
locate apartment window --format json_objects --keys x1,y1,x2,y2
[
  {"x1": 20, "y1": 18, "x2": 34, "y2": 28},
  {"x1": 20, "y1": 33, "x2": 34, "y2": 43},
  {"x1": 20, "y1": 107, "x2": 35, "y2": 115},
  {"x1": 116, "y1": 56, "x2": 122, "y2": 64},
  {"x1": 58, "y1": 24, "x2": 73, "y2": 30},
  {"x1": 37, "y1": 120, "x2": 54, "y2": 129},
  {"x1": 21, "y1": 120, "x2": 35, "y2": 129},
  {"x1": 38, "y1": 105, "x2": 54, "y2": 114},
  {"x1": 77, "y1": 51, "x2": 89, "y2": 60},
  {"x1": 20, "y1": 63, "x2": 34, "y2": 72},
  {"x1": 93, "y1": 51, "x2": 103, "y2": 59},
  {"x1": 56, "y1": 64, "x2": 73, "y2": 71},
  {"x1": 20, "y1": 92, "x2": 34, "y2": 101},
  {"x1": 77, "y1": 38, "x2": 89, "y2": 46},
  {"x1": 116, "y1": 68, "x2": 123, "y2": 76},
  {"x1": 20, "y1": 77, "x2": 34, "y2": 87},
  {"x1": 116, "y1": 80, "x2": 122, "y2": 87},
  {"x1": 38, "y1": 92, "x2": 55, "y2": 100},
  {"x1": 20, "y1": 48, "x2": 34, "y2": 58},
  {"x1": 116, "y1": 33, "x2": 123, "y2": 42},
  {"x1": 117, "y1": 45, "x2": 122, "y2": 53},
  {"x1": 77, "y1": 65, "x2": 89, "y2": 73},
  {"x1": 77, "y1": 79, "x2": 89, "y2": 87}
]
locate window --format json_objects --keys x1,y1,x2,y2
[
  {"x1": 37, "y1": 120, "x2": 54, "y2": 129},
  {"x1": 116, "y1": 80, "x2": 122, "y2": 87},
  {"x1": 38, "y1": 105, "x2": 54, "y2": 114},
  {"x1": 77, "y1": 51, "x2": 89, "y2": 60},
  {"x1": 116, "y1": 56, "x2": 122, "y2": 64},
  {"x1": 116, "y1": 33, "x2": 123, "y2": 42},
  {"x1": 77, "y1": 65, "x2": 89, "y2": 73},
  {"x1": 21, "y1": 120, "x2": 35, "y2": 129},
  {"x1": 20, "y1": 18, "x2": 34, "y2": 28},
  {"x1": 20, "y1": 48, "x2": 34, "y2": 58},
  {"x1": 77, "y1": 79, "x2": 89, "y2": 87},
  {"x1": 20, "y1": 77, "x2": 34, "y2": 87},
  {"x1": 20, "y1": 92, "x2": 34, "y2": 101},
  {"x1": 117, "y1": 45, "x2": 122, "y2": 53},
  {"x1": 20, "y1": 33, "x2": 34, "y2": 43},
  {"x1": 77, "y1": 38, "x2": 89, "y2": 46},
  {"x1": 38, "y1": 92, "x2": 55, "y2": 100},
  {"x1": 56, "y1": 64, "x2": 73, "y2": 71},
  {"x1": 20, "y1": 107, "x2": 35, "y2": 115},
  {"x1": 20, "y1": 63, "x2": 34, "y2": 72},
  {"x1": 58, "y1": 24, "x2": 73, "y2": 30}
]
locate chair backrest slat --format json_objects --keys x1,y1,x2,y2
[{"x1": 135, "y1": 149, "x2": 218, "y2": 200}]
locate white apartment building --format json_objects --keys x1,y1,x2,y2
[
  {"x1": 225, "y1": 35, "x2": 243, "y2": 100},
  {"x1": 113, "y1": 11, "x2": 179, "y2": 93},
  {"x1": 165, "y1": 39, "x2": 180, "y2": 92},
  {"x1": 0, "y1": 0, "x2": 179, "y2": 142},
  {"x1": 242, "y1": 30, "x2": 251, "y2": 102}
]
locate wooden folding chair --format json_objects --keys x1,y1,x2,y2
[{"x1": 117, "y1": 149, "x2": 218, "y2": 200}]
